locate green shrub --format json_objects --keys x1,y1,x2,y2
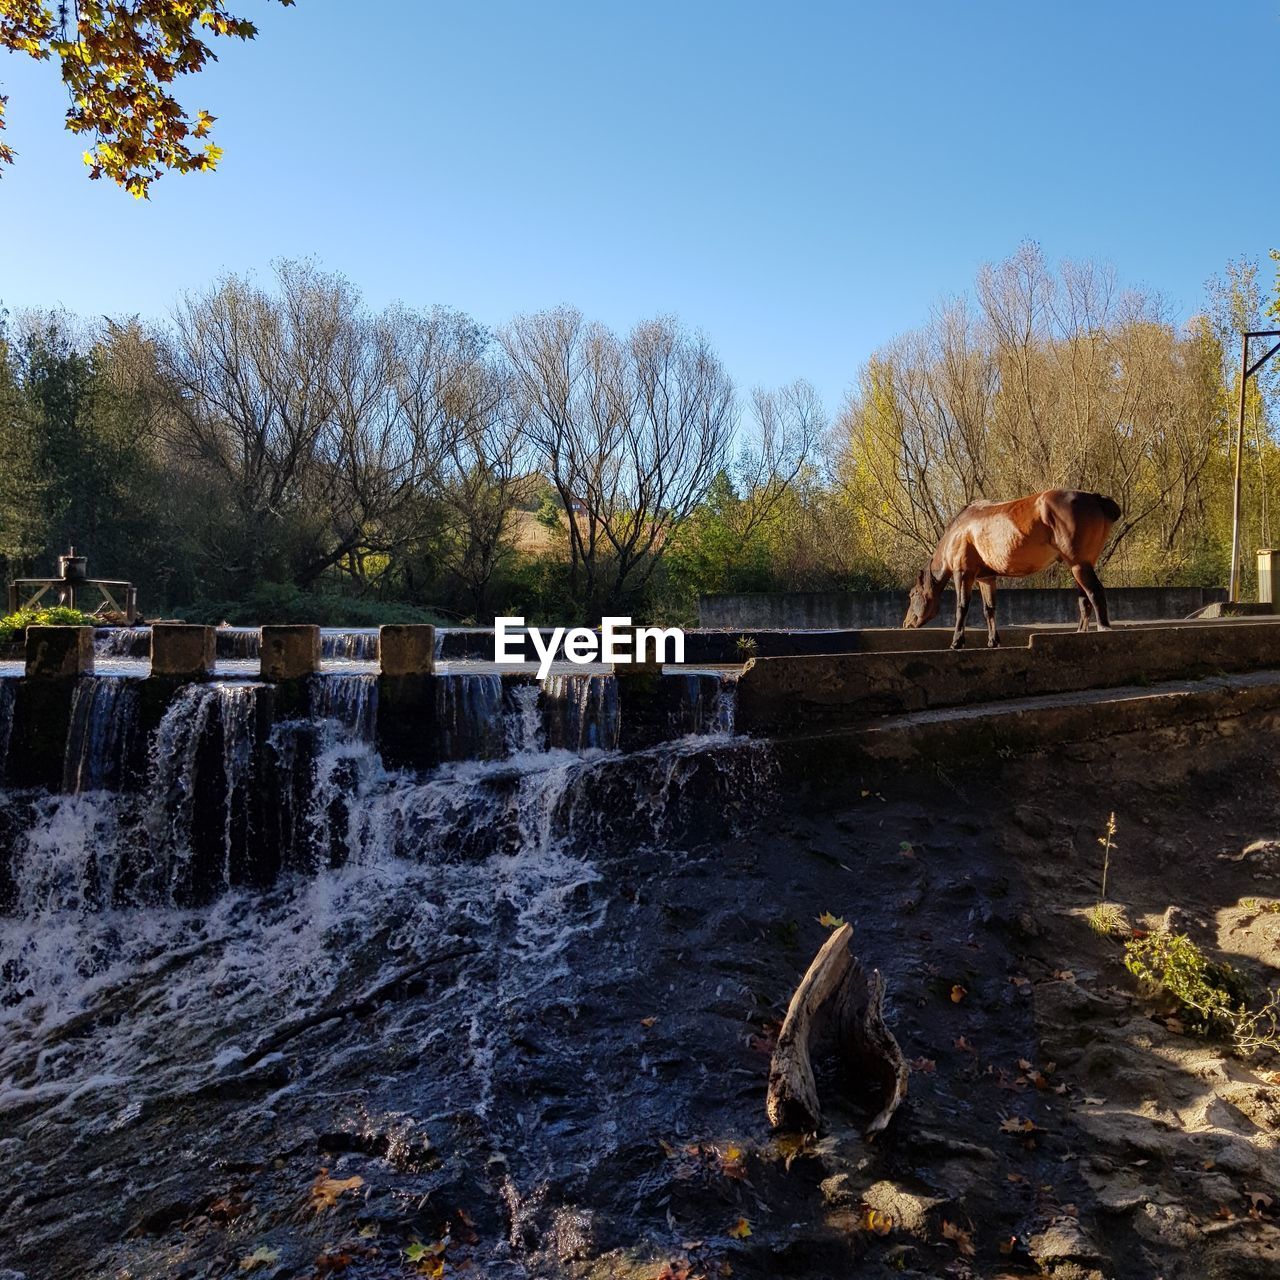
[
  {"x1": 0, "y1": 605, "x2": 94, "y2": 644},
  {"x1": 1124, "y1": 930, "x2": 1280, "y2": 1057}
]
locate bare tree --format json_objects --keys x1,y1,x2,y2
[{"x1": 503, "y1": 308, "x2": 735, "y2": 612}]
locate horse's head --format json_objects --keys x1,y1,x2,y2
[{"x1": 903, "y1": 568, "x2": 943, "y2": 629}]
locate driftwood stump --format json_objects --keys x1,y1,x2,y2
[{"x1": 766, "y1": 923, "x2": 907, "y2": 1137}]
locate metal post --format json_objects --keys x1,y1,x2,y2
[
  {"x1": 1230, "y1": 340, "x2": 1249, "y2": 602},
  {"x1": 1228, "y1": 329, "x2": 1280, "y2": 603}
]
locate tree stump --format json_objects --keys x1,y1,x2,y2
[{"x1": 766, "y1": 923, "x2": 907, "y2": 1137}]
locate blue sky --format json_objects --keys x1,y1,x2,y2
[{"x1": 0, "y1": 0, "x2": 1277, "y2": 411}]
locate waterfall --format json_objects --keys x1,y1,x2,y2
[
  {"x1": 542, "y1": 673, "x2": 620, "y2": 753},
  {"x1": 62, "y1": 677, "x2": 140, "y2": 793},
  {"x1": 0, "y1": 679, "x2": 14, "y2": 783},
  {"x1": 310, "y1": 673, "x2": 378, "y2": 741},
  {"x1": 93, "y1": 627, "x2": 151, "y2": 659},
  {"x1": 504, "y1": 682, "x2": 544, "y2": 756},
  {"x1": 144, "y1": 682, "x2": 263, "y2": 901},
  {"x1": 668, "y1": 671, "x2": 737, "y2": 737},
  {"x1": 216, "y1": 628, "x2": 260, "y2": 659},
  {"x1": 320, "y1": 629, "x2": 379, "y2": 661},
  {"x1": 435, "y1": 673, "x2": 507, "y2": 761}
]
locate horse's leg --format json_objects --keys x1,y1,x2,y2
[
  {"x1": 979, "y1": 579, "x2": 999, "y2": 648},
  {"x1": 951, "y1": 572, "x2": 974, "y2": 650},
  {"x1": 1075, "y1": 587, "x2": 1093, "y2": 633},
  {"x1": 1071, "y1": 562, "x2": 1111, "y2": 631}
]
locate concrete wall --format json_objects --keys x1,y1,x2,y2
[
  {"x1": 736, "y1": 620, "x2": 1280, "y2": 736},
  {"x1": 699, "y1": 586, "x2": 1229, "y2": 630}
]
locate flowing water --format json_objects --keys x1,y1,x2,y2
[{"x1": 0, "y1": 663, "x2": 765, "y2": 1276}]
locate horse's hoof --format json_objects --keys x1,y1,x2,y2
[
  {"x1": 988, "y1": 640, "x2": 1001, "y2": 649},
  {"x1": 950, "y1": 641, "x2": 966, "y2": 651}
]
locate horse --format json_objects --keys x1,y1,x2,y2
[{"x1": 902, "y1": 489, "x2": 1122, "y2": 650}]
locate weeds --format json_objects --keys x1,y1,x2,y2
[
  {"x1": 1124, "y1": 930, "x2": 1280, "y2": 1058},
  {"x1": 1087, "y1": 812, "x2": 1125, "y2": 935},
  {"x1": 0, "y1": 605, "x2": 94, "y2": 644}
]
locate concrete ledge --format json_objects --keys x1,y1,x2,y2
[
  {"x1": 151, "y1": 623, "x2": 216, "y2": 678},
  {"x1": 737, "y1": 620, "x2": 1280, "y2": 735},
  {"x1": 378, "y1": 625, "x2": 434, "y2": 676},
  {"x1": 25, "y1": 625, "x2": 94, "y2": 679},
  {"x1": 775, "y1": 669, "x2": 1280, "y2": 785},
  {"x1": 260, "y1": 625, "x2": 320, "y2": 681}
]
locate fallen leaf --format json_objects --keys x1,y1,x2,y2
[
  {"x1": 239, "y1": 1247, "x2": 280, "y2": 1273},
  {"x1": 910, "y1": 1056, "x2": 937, "y2": 1074},
  {"x1": 999, "y1": 1116, "x2": 1037, "y2": 1134},
  {"x1": 941, "y1": 1219, "x2": 975, "y2": 1256},
  {"x1": 310, "y1": 1170, "x2": 364, "y2": 1213},
  {"x1": 641, "y1": 1016, "x2": 658, "y2": 1028},
  {"x1": 1053, "y1": 969, "x2": 1076, "y2": 982},
  {"x1": 998, "y1": 1234, "x2": 1017, "y2": 1254},
  {"x1": 405, "y1": 1240, "x2": 449, "y2": 1262},
  {"x1": 950, "y1": 985, "x2": 967, "y2": 1003},
  {"x1": 1083, "y1": 1095, "x2": 1106, "y2": 1106},
  {"x1": 864, "y1": 1207, "x2": 893, "y2": 1235},
  {"x1": 817, "y1": 911, "x2": 846, "y2": 928},
  {"x1": 728, "y1": 1216, "x2": 752, "y2": 1239},
  {"x1": 954, "y1": 1035, "x2": 975, "y2": 1052},
  {"x1": 898, "y1": 841, "x2": 915, "y2": 857}
]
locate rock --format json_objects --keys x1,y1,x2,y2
[
  {"x1": 1133, "y1": 1201, "x2": 1202, "y2": 1249},
  {"x1": 1028, "y1": 1217, "x2": 1101, "y2": 1263},
  {"x1": 859, "y1": 1179, "x2": 944, "y2": 1237},
  {"x1": 820, "y1": 1172, "x2": 858, "y2": 1207},
  {"x1": 1012, "y1": 804, "x2": 1053, "y2": 838}
]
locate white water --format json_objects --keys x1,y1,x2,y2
[{"x1": 0, "y1": 672, "x2": 765, "y2": 1141}]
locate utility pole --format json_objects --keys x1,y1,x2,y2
[{"x1": 1229, "y1": 329, "x2": 1280, "y2": 601}]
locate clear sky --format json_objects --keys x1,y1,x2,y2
[{"x1": 0, "y1": 0, "x2": 1277, "y2": 412}]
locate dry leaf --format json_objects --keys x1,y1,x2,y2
[
  {"x1": 999, "y1": 1116, "x2": 1037, "y2": 1133},
  {"x1": 910, "y1": 1056, "x2": 937, "y2": 1074},
  {"x1": 954, "y1": 1035, "x2": 975, "y2": 1052},
  {"x1": 950, "y1": 985, "x2": 967, "y2": 1003},
  {"x1": 641, "y1": 1016, "x2": 658, "y2": 1028},
  {"x1": 817, "y1": 911, "x2": 846, "y2": 928},
  {"x1": 727, "y1": 1216, "x2": 752, "y2": 1239},
  {"x1": 310, "y1": 1170, "x2": 364, "y2": 1213},
  {"x1": 864, "y1": 1208, "x2": 894, "y2": 1235},
  {"x1": 941, "y1": 1219, "x2": 975, "y2": 1256}
]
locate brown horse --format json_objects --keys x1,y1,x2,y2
[{"x1": 902, "y1": 489, "x2": 1122, "y2": 649}]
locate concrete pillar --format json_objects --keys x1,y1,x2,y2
[
  {"x1": 150, "y1": 623, "x2": 216, "y2": 678},
  {"x1": 611, "y1": 623, "x2": 665, "y2": 674},
  {"x1": 25, "y1": 625, "x2": 94, "y2": 678},
  {"x1": 260, "y1": 625, "x2": 321, "y2": 681},
  {"x1": 379, "y1": 624, "x2": 436, "y2": 676}
]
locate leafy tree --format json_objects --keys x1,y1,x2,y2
[{"x1": 0, "y1": 0, "x2": 293, "y2": 195}]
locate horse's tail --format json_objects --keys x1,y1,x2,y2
[{"x1": 1094, "y1": 493, "x2": 1122, "y2": 523}]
